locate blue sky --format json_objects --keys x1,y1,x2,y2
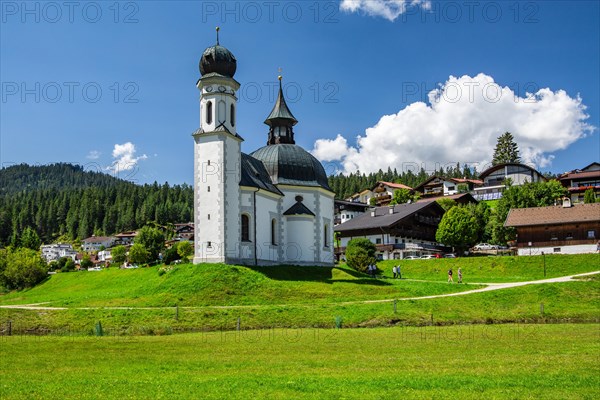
[{"x1": 1, "y1": 0, "x2": 598, "y2": 185}]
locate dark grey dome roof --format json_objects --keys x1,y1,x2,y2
[
  {"x1": 250, "y1": 144, "x2": 331, "y2": 191},
  {"x1": 199, "y1": 45, "x2": 237, "y2": 78}
]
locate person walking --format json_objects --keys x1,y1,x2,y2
[
  {"x1": 392, "y1": 266, "x2": 397, "y2": 279},
  {"x1": 457, "y1": 267, "x2": 463, "y2": 284},
  {"x1": 397, "y1": 264, "x2": 402, "y2": 279},
  {"x1": 447, "y1": 268, "x2": 453, "y2": 283}
]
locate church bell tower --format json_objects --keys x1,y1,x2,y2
[{"x1": 193, "y1": 28, "x2": 242, "y2": 264}]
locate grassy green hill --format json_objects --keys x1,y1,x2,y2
[
  {"x1": 0, "y1": 264, "x2": 479, "y2": 308},
  {"x1": 372, "y1": 253, "x2": 600, "y2": 282},
  {"x1": 0, "y1": 254, "x2": 598, "y2": 334}
]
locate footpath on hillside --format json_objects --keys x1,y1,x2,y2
[{"x1": 1, "y1": 270, "x2": 598, "y2": 311}]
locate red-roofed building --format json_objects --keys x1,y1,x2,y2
[
  {"x1": 558, "y1": 162, "x2": 600, "y2": 203},
  {"x1": 346, "y1": 181, "x2": 414, "y2": 207}
]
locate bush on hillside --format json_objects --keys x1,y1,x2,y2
[
  {"x1": 345, "y1": 238, "x2": 377, "y2": 273},
  {"x1": 0, "y1": 248, "x2": 47, "y2": 289}
]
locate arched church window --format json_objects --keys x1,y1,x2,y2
[
  {"x1": 231, "y1": 104, "x2": 235, "y2": 127},
  {"x1": 271, "y1": 219, "x2": 277, "y2": 245},
  {"x1": 241, "y1": 214, "x2": 250, "y2": 242},
  {"x1": 218, "y1": 100, "x2": 226, "y2": 124},
  {"x1": 206, "y1": 101, "x2": 212, "y2": 124}
]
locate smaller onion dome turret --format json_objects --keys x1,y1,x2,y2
[{"x1": 199, "y1": 27, "x2": 237, "y2": 78}]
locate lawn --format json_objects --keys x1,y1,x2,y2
[
  {"x1": 0, "y1": 263, "x2": 480, "y2": 308},
  {"x1": 1, "y1": 324, "x2": 598, "y2": 399},
  {"x1": 372, "y1": 253, "x2": 600, "y2": 283},
  {"x1": 1, "y1": 277, "x2": 598, "y2": 334}
]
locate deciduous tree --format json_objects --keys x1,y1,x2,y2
[{"x1": 345, "y1": 238, "x2": 377, "y2": 273}]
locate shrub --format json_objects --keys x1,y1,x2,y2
[
  {"x1": 1, "y1": 248, "x2": 47, "y2": 289},
  {"x1": 345, "y1": 238, "x2": 376, "y2": 273}
]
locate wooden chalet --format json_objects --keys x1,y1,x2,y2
[{"x1": 504, "y1": 201, "x2": 600, "y2": 255}]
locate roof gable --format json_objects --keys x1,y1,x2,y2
[{"x1": 504, "y1": 203, "x2": 600, "y2": 227}]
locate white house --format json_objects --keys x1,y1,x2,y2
[
  {"x1": 82, "y1": 236, "x2": 115, "y2": 252},
  {"x1": 41, "y1": 243, "x2": 77, "y2": 263},
  {"x1": 473, "y1": 163, "x2": 546, "y2": 201},
  {"x1": 193, "y1": 31, "x2": 335, "y2": 266}
]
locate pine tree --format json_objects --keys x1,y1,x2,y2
[{"x1": 492, "y1": 132, "x2": 521, "y2": 165}]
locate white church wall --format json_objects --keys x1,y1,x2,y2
[
  {"x1": 285, "y1": 217, "x2": 317, "y2": 263},
  {"x1": 194, "y1": 135, "x2": 226, "y2": 263},
  {"x1": 223, "y1": 136, "x2": 241, "y2": 262},
  {"x1": 254, "y1": 192, "x2": 281, "y2": 264}
]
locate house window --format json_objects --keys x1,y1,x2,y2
[
  {"x1": 566, "y1": 233, "x2": 573, "y2": 240},
  {"x1": 231, "y1": 104, "x2": 235, "y2": 127},
  {"x1": 550, "y1": 232, "x2": 558, "y2": 240},
  {"x1": 324, "y1": 224, "x2": 329, "y2": 247},
  {"x1": 271, "y1": 219, "x2": 277, "y2": 245},
  {"x1": 208, "y1": 214, "x2": 210, "y2": 220},
  {"x1": 241, "y1": 214, "x2": 250, "y2": 242},
  {"x1": 206, "y1": 101, "x2": 212, "y2": 124},
  {"x1": 588, "y1": 230, "x2": 596, "y2": 239},
  {"x1": 208, "y1": 186, "x2": 210, "y2": 192},
  {"x1": 376, "y1": 238, "x2": 382, "y2": 244}
]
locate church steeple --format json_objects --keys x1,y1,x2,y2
[{"x1": 265, "y1": 76, "x2": 298, "y2": 145}]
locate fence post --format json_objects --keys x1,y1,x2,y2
[
  {"x1": 393, "y1": 299, "x2": 397, "y2": 314},
  {"x1": 236, "y1": 317, "x2": 241, "y2": 331},
  {"x1": 7, "y1": 320, "x2": 12, "y2": 336}
]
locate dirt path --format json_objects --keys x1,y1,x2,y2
[{"x1": 1, "y1": 271, "x2": 598, "y2": 311}]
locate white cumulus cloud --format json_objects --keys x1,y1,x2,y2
[
  {"x1": 108, "y1": 142, "x2": 148, "y2": 174},
  {"x1": 340, "y1": 0, "x2": 431, "y2": 21},
  {"x1": 312, "y1": 73, "x2": 594, "y2": 175}
]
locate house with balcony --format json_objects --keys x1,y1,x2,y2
[
  {"x1": 334, "y1": 199, "x2": 369, "y2": 225},
  {"x1": 504, "y1": 200, "x2": 600, "y2": 255},
  {"x1": 413, "y1": 176, "x2": 482, "y2": 198},
  {"x1": 82, "y1": 236, "x2": 116, "y2": 252},
  {"x1": 346, "y1": 181, "x2": 413, "y2": 206},
  {"x1": 114, "y1": 231, "x2": 137, "y2": 246},
  {"x1": 473, "y1": 163, "x2": 546, "y2": 201},
  {"x1": 334, "y1": 201, "x2": 447, "y2": 260},
  {"x1": 558, "y1": 162, "x2": 600, "y2": 203},
  {"x1": 40, "y1": 243, "x2": 77, "y2": 263}
]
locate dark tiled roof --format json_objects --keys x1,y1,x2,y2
[
  {"x1": 283, "y1": 201, "x2": 315, "y2": 216},
  {"x1": 504, "y1": 203, "x2": 600, "y2": 227},
  {"x1": 479, "y1": 162, "x2": 546, "y2": 180},
  {"x1": 334, "y1": 201, "x2": 443, "y2": 232},
  {"x1": 240, "y1": 153, "x2": 283, "y2": 195},
  {"x1": 250, "y1": 144, "x2": 332, "y2": 191},
  {"x1": 417, "y1": 193, "x2": 478, "y2": 204},
  {"x1": 264, "y1": 84, "x2": 298, "y2": 126}
]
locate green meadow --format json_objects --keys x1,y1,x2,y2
[
  {"x1": 1, "y1": 324, "x2": 598, "y2": 399},
  {"x1": 0, "y1": 253, "x2": 598, "y2": 334}
]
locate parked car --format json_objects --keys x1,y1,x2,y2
[
  {"x1": 88, "y1": 266, "x2": 102, "y2": 271},
  {"x1": 444, "y1": 253, "x2": 457, "y2": 258},
  {"x1": 473, "y1": 243, "x2": 497, "y2": 251},
  {"x1": 404, "y1": 256, "x2": 420, "y2": 260},
  {"x1": 420, "y1": 254, "x2": 436, "y2": 259}
]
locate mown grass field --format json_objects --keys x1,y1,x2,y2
[
  {"x1": 0, "y1": 254, "x2": 598, "y2": 334},
  {"x1": 1, "y1": 324, "x2": 598, "y2": 399},
  {"x1": 0, "y1": 264, "x2": 481, "y2": 307},
  {"x1": 372, "y1": 253, "x2": 600, "y2": 283}
]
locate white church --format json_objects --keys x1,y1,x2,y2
[{"x1": 192, "y1": 31, "x2": 335, "y2": 266}]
